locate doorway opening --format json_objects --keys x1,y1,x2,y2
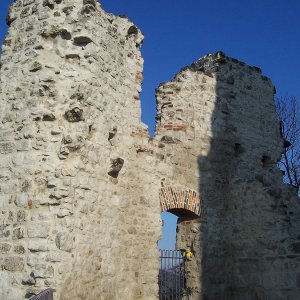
[
  {"x1": 158, "y1": 184, "x2": 201, "y2": 299},
  {"x1": 158, "y1": 212, "x2": 186, "y2": 299},
  {"x1": 158, "y1": 212, "x2": 177, "y2": 250}
]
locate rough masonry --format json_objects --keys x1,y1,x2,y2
[{"x1": 1, "y1": 1, "x2": 300, "y2": 300}]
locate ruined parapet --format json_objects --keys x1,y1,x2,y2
[
  {"x1": 154, "y1": 52, "x2": 300, "y2": 299},
  {"x1": 0, "y1": 1, "x2": 161, "y2": 299}
]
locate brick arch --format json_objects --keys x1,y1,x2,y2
[{"x1": 159, "y1": 185, "x2": 201, "y2": 217}]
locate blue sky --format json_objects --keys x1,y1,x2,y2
[{"x1": 1, "y1": 0, "x2": 300, "y2": 249}]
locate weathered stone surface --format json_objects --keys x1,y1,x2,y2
[
  {"x1": 14, "y1": 245, "x2": 26, "y2": 254},
  {"x1": 0, "y1": 195, "x2": 9, "y2": 208},
  {"x1": 23, "y1": 0, "x2": 36, "y2": 6},
  {"x1": 46, "y1": 251, "x2": 63, "y2": 262},
  {"x1": 3, "y1": 256, "x2": 25, "y2": 271},
  {"x1": 28, "y1": 241, "x2": 49, "y2": 252},
  {"x1": 55, "y1": 233, "x2": 74, "y2": 252},
  {"x1": 1, "y1": 1, "x2": 300, "y2": 300},
  {"x1": 32, "y1": 264, "x2": 54, "y2": 278},
  {"x1": 12, "y1": 227, "x2": 25, "y2": 240},
  {"x1": 37, "y1": 197, "x2": 61, "y2": 206},
  {"x1": 14, "y1": 193, "x2": 29, "y2": 207},
  {"x1": 27, "y1": 223, "x2": 49, "y2": 238},
  {"x1": 17, "y1": 210, "x2": 27, "y2": 223},
  {"x1": 159, "y1": 53, "x2": 300, "y2": 299},
  {"x1": 0, "y1": 142, "x2": 15, "y2": 154},
  {"x1": 289, "y1": 242, "x2": 300, "y2": 253},
  {"x1": 0, "y1": 273, "x2": 23, "y2": 300},
  {"x1": 22, "y1": 274, "x2": 36, "y2": 285},
  {"x1": 29, "y1": 61, "x2": 42, "y2": 72},
  {"x1": 42, "y1": 113, "x2": 56, "y2": 121},
  {"x1": 64, "y1": 107, "x2": 83, "y2": 122},
  {"x1": 0, "y1": 243, "x2": 11, "y2": 254}
]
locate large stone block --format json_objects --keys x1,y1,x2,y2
[
  {"x1": 14, "y1": 193, "x2": 29, "y2": 207},
  {"x1": 0, "y1": 243, "x2": 11, "y2": 254},
  {"x1": 27, "y1": 223, "x2": 49, "y2": 238},
  {"x1": 28, "y1": 240, "x2": 49, "y2": 252},
  {"x1": 0, "y1": 142, "x2": 15, "y2": 154},
  {"x1": 32, "y1": 264, "x2": 54, "y2": 278},
  {"x1": 3, "y1": 256, "x2": 25, "y2": 271},
  {"x1": 12, "y1": 227, "x2": 25, "y2": 240},
  {"x1": 0, "y1": 195, "x2": 9, "y2": 208},
  {"x1": 55, "y1": 232, "x2": 74, "y2": 252}
]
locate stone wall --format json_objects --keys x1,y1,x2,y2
[
  {"x1": 1, "y1": 1, "x2": 300, "y2": 300},
  {"x1": 0, "y1": 1, "x2": 162, "y2": 299},
  {"x1": 155, "y1": 52, "x2": 300, "y2": 299}
]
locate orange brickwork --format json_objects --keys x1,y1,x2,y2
[{"x1": 159, "y1": 185, "x2": 201, "y2": 216}]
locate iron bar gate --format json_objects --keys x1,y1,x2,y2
[
  {"x1": 159, "y1": 250, "x2": 186, "y2": 300},
  {"x1": 30, "y1": 288, "x2": 55, "y2": 300}
]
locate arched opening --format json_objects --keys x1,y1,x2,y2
[
  {"x1": 159, "y1": 185, "x2": 202, "y2": 217},
  {"x1": 158, "y1": 184, "x2": 201, "y2": 299},
  {"x1": 158, "y1": 183, "x2": 202, "y2": 252},
  {"x1": 158, "y1": 209, "x2": 200, "y2": 251},
  {"x1": 158, "y1": 211, "x2": 185, "y2": 300},
  {"x1": 158, "y1": 211, "x2": 178, "y2": 250}
]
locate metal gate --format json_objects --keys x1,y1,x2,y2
[
  {"x1": 159, "y1": 250, "x2": 186, "y2": 300},
  {"x1": 30, "y1": 288, "x2": 54, "y2": 300}
]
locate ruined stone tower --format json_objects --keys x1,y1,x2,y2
[{"x1": 1, "y1": 1, "x2": 300, "y2": 300}]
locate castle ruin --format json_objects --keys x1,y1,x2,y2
[{"x1": 1, "y1": 1, "x2": 300, "y2": 299}]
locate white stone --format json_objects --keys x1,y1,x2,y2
[
  {"x1": 27, "y1": 223, "x2": 49, "y2": 238},
  {"x1": 14, "y1": 194, "x2": 28, "y2": 208}
]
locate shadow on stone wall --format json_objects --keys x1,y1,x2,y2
[
  {"x1": 197, "y1": 73, "x2": 238, "y2": 299},
  {"x1": 194, "y1": 52, "x2": 295, "y2": 299}
]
